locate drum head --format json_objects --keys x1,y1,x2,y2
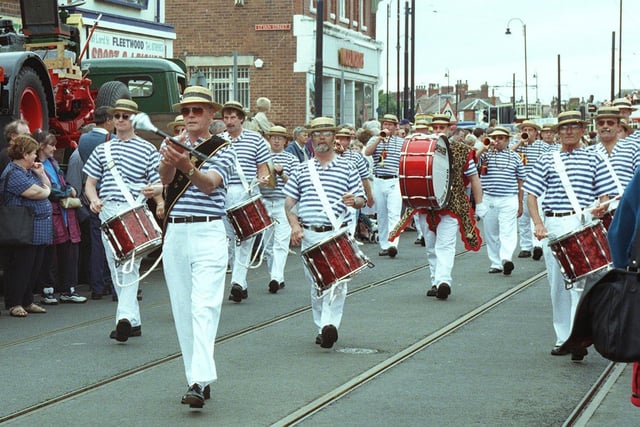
[{"x1": 432, "y1": 135, "x2": 453, "y2": 208}]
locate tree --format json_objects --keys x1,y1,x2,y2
[{"x1": 378, "y1": 91, "x2": 398, "y2": 117}]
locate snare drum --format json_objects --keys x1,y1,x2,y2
[
  {"x1": 226, "y1": 195, "x2": 274, "y2": 241},
  {"x1": 548, "y1": 221, "x2": 612, "y2": 284},
  {"x1": 301, "y1": 231, "x2": 373, "y2": 294},
  {"x1": 399, "y1": 134, "x2": 452, "y2": 210},
  {"x1": 102, "y1": 205, "x2": 162, "y2": 261}
]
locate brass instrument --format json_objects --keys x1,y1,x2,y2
[
  {"x1": 520, "y1": 132, "x2": 529, "y2": 144},
  {"x1": 333, "y1": 140, "x2": 346, "y2": 154},
  {"x1": 482, "y1": 137, "x2": 492, "y2": 146},
  {"x1": 266, "y1": 161, "x2": 277, "y2": 188},
  {"x1": 380, "y1": 129, "x2": 390, "y2": 138}
]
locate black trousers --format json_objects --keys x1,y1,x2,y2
[{"x1": 4, "y1": 244, "x2": 45, "y2": 309}]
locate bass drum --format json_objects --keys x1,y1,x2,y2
[{"x1": 399, "y1": 134, "x2": 452, "y2": 210}]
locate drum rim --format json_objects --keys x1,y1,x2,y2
[
  {"x1": 226, "y1": 193, "x2": 264, "y2": 211},
  {"x1": 547, "y1": 220, "x2": 605, "y2": 244}
]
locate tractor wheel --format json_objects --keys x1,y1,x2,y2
[
  {"x1": 13, "y1": 66, "x2": 49, "y2": 131},
  {"x1": 95, "y1": 81, "x2": 131, "y2": 108}
]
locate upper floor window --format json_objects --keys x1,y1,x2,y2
[{"x1": 99, "y1": 0, "x2": 149, "y2": 10}]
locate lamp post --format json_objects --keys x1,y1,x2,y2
[
  {"x1": 444, "y1": 68, "x2": 450, "y2": 94},
  {"x1": 505, "y1": 18, "x2": 528, "y2": 119}
]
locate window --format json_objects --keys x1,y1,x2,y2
[
  {"x1": 188, "y1": 66, "x2": 250, "y2": 107},
  {"x1": 99, "y1": 0, "x2": 149, "y2": 10},
  {"x1": 112, "y1": 76, "x2": 154, "y2": 98},
  {"x1": 338, "y1": 0, "x2": 348, "y2": 23}
]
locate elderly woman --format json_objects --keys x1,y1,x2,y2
[
  {"x1": 34, "y1": 130, "x2": 85, "y2": 305},
  {"x1": 0, "y1": 134, "x2": 53, "y2": 317}
]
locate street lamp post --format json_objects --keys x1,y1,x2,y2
[{"x1": 505, "y1": 18, "x2": 528, "y2": 119}]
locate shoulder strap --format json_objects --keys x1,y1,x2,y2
[
  {"x1": 552, "y1": 151, "x2": 583, "y2": 216},
  {"x1": 104, "y1": 141, "x2": 137, "y2": 206}
]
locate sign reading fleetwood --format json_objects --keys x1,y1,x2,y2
[{"x1": 90, "y1": 29, "x2": 166, "y2": 59}]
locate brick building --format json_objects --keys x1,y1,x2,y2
[{"x1": 166, "y1": 0, "x2": 383, "y2": 129}]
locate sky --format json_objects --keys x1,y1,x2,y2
[{"x1": 374, "y1": 0, "x2": 640, "y2": 105}]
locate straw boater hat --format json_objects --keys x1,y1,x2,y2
[
  {"x1": 335, "y1": 128, "x2": 352, "y2": 138},
  {"x1": 612, "y1": 97, "x2": 638, "y2": 111},
  {"x1": 222, "y1": 100, "x2": 246, "y2": 118},
  {"x1": 595, "y1": 106, "x2": 621, "y2": 120},
  {"x1": 414, "y1": 119, "x2": 430, "y2": 130},
  {"x1": 489, "y1": 126, "x2": 511, "y2": 138},
  {"x1": 379, "y1": 113, "x2": 399, "y2": 124},
  {"x1": 517, "y1": 120, "x2": 541, "y2": 132},
  {"x1": 540, "y1": 123, "x2": 555, "y2": 132},
  {"x1": 430, "y1": 113, "x2": 451, "y2": 126},
  {"x1": 167, "y1": 114, "x2": 185, "y2": 132},
  {"x1": 556, "y1": 110, "x2": 585, "y2": 127},
  {"x1": 620, "y1": 119, "x2": 632, "y2": 133},
  {"x1": 306, "y1": 116, "x2": 337, "y2": 132},
  {"x1": 108, "y1": 99, "x2": 139, "y2": 115},
  {"x1": 173, "y1": 86, "x2": 222, "y2": 112},
  {"x1": 266, "y1": 125, "x2": 288, "y2": 138}
]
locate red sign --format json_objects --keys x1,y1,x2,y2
[
  {"x1": 255, "y1": 23, "x2": 291, "y2": 31},
  {"x1": 338, "y1": 48, "x2": 364, "y2": 69}
]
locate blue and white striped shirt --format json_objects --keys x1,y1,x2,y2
[
  {"x1": 479, "y1": 149, "x2": 525, "y2": 196},
  {"x1": 512, "y1": 139, "x2": 552, "y2": 179},
  {"x1": 341, "y1": 150, "x2": 371, "y2": 180},
  {"x1": 367, "y1": 135, "x2": 403, "y2": 177},
  {"x1": 283, "y1": 156, "x2": 365, "y2": 226},
  {"x1": 221, "y1": 129, "x2": 272, "y2": 186},
  {"x1": 260, "y1": 150, "x2": 298, "y2": 199},
  {"x1": 523, "y1": 148, "x2": 617, "y2": 212},
  {"x1": 588, "y1": 139, "x2": 639, "y2": 195},
  {"x1": 83, "y1": 136, "x2": 160, "y2": 203}
]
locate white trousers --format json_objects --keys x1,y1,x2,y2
[
  {"x1": 302, "y1": 229, "x2": 348, "y2": 333},
  {"x1": 518, "y1": 191, "x2": 543, "y2": 251},
  {"x1": 372, "y1": 177, "x2": 402, "y2": 250},
  {"x1": 418, "y1": 212, "x2": 458, "y2": 287},
  {"x1": 224, "y1": 184, "x2": 256, "y2": 289},
  {"x1": 483, "y1": 194, "x2": 519, "y2": 269},
  {"x1": 100, "y1": 201, "x2": 142, "y2": 328},
  {"x1": 163, "y1": 220, "x2": 227, "y2": 387},
  {"x1": 263, "y1": 198, "x2": 291, "y2": 283},
  {"x1": 542, "y1": 215, "x2": 584, "y2": 346}
]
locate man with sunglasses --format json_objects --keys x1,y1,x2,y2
[
  {"x1": 524, "y1": 110, "x2": 617, "y2": 362},
  {"x1": 159, "y1": 86, "x2": 236, "y2": 408},
  {"x1": 612, "y1": 97, "x2": 640, "y2": 144},
  {"x1": 84, "y1": 99, "x2": 164, "y2": 343},
  {"x1": 220, "y1": 101, "x2": 272, "y2": 303}
]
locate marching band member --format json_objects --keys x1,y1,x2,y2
[
  {"x1": 612, "y1": 97, "x2": 640, "y2": 144},
  {"x1": 159, "y1": 86, "x2": 236, "y2": 408},
  {"x1": 261, "y1": 125, "x2": 298, "y2": 293},
  {"x1": 417, "y1": 114, "x2": 485, "y2": 300},
  {"x1": 220, "y1": 101, "x2": 272, "y2": 303},
  {"x1": 524, "y1": 111, "x2": 617, "y2": 362},
  {"x1": 478, "y1": 127, "x2": 525, "y2": 275},
  {"x1": 510, "y1": 121, "x2": 548, "y2": 261},
  {"x1": 284, "y1": 117, "x2": 365, "y2": 349},
  {"x1": 364, "y1": 114, "x2": 403, "y2": 258},
  {"x1": 84, "y1": 99, "x2": 164, "y2": 342}
]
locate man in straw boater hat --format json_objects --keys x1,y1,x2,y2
[
  {"x1": 84, "y1": 98, "x2": 164, "y2": 342},
  {"x1": 523, "y1": 110, "x2": 617, "y2": 362},
  {"x1": 158, "y1": 85, "x2": 236, "y2": 408},
  {"x1": 477, "y1": 126, "x2": 525, "y2": 275},
  {"x1": 364, "y1": 113, "x2": 403, "y2": 258},
  {"x1": 260, "y1": 125, "x2": 298, "y2": 294},
  {"x1": 612, "y1": 97, "x2": 640, "y2": 143},
  {"x1": 283, "y1": 116, "x2": 366, "y2": 349},
  {"x1": 167, "y1": 114, "x2": 185, "y2": 136},
  {"x1": 220, "y1": 100, "x2": 272, "y2": 303},
  {"x1": 510, "y1": 120, "x2": 548, "y2": 261}
]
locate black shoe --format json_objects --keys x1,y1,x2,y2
[
  {"x1": 130, "y1": 325, "x2": 141, "y2": 337},
  {"x1": 378, "y1": 249, "x2": 389, "y2": 256},
  {"x1": 426, "y1": 285, "x2": 437, "y2": 297},
  {"x1": 488, "y1": 268, "x2": 503, "y2": 274},
  {"x1": 181, "y1": 384, "x2": 205, "y2": 408},
  {"x1": 517, "y1": 250, "x2": 531, "y2": 258},
  {"x1": 532, "y1": 247, "x2": 543, "y2": 261},
  {"x1": 436, "y1": 283, "x2": 451, "y2": 300},
  {"x1": 229, "y1": 283, "x2": 246, "y2": 302},
  {"x1": 503, "y1": 261, "x2": 514, "y2": 275},
  {"x1": 268, "y1": 279, "x2": 280, "y2": 294},
  {"x1": 388, "y1": 246, "x2": 398, "y2": 258},
  {"x1": 110, "y1": 319, "x2": 131, "y2": 342},
  {"x1": 203, "y1": 385, "x2": 210, "y2": 400},
  {"x1": 571, "y1": 347, "x2": 588, "y2": 362},
  {"x1": 91, "y1": 292, "x2": 103, "y2": 300},
  {"x1": 550, "y1": 346, "x2": 570, "y2": 356},
  {"x1": 320, "y1": 325, "x2": 338, "y2": 348},
  {"x1": 414, "y1": 238, "x2": 422, "y2": 245},
  {"x1": 315, "y1": 334, "x2": 322, "y2": 345},
  {"x1": 279, "y1": 282, "x2": 285, "y2": 289},
  {"x1": 420, "y1": 237, "x2": 425, "y2": 246}
]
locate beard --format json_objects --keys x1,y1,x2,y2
[{"x1": 315, "y1": 143, "x2": 331, "y2": 153}]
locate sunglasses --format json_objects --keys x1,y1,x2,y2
[
  {"x1": 113, "y1": 113, "x2": 130, "y2": 120},
  {"x1": 596, "y1": 119, "x2": 617, "y2": 127},
  {"x1": 181, "y1": 106, "x2": 205, "y2": 116},
  {"x1": 558, "y1": 123, "x2": 582, "y2": 133},
  {"x1": 311, "y1": 131, "x2": 333, "y2": 137}
]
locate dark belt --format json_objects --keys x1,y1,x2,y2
[
  {"x1": 301, "y1": 223, "x2": 347, "y2": 232},
  {"x1": 168, "y1": 216, "x2": 221, "y2": 223},
  {"x1": 375, "y1": 175, "x2": 398, "y2": 180},
  {"x1": 544, "y1": 211, "x2": 574, "y2": 218}
]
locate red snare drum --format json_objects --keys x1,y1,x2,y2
[
  {"x1": 399, "y1": 134, "x2": 452, "y2": 210},
  {"x1": 226, "y1": 195, "x2": 273, "y2": 241},
  {"x1": 301, "y1": 231, "x2": 373, "y2": 295},
  {"x1": 601, "y1": 208, "x2": 616, "y2": 230},
  {"x1": 102, "y1": 205, "x2": 162, "y2": 261},
  {"x1": 548, "y1": 221, "x2": 612, "y2": 284}
]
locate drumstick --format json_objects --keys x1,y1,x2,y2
[{"x1": 586, "y1": 195, "x2": 621, "y2": 213}]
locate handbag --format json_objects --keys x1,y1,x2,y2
[
  {"x1": 60, "y1": 197, "x2": 82, "y2": 209},
  {"x1": 0, "y1": 169, "x2": 35, "y2": 246},
  {"x1": 562, "y1": 224, "x2": 640, "y2": 363}
]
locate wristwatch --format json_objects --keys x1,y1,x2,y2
[{"x1": 187, "y1": 167, "x2": 196, "y2": 177}]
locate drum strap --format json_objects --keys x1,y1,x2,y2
[
  {"x1": 552, "y1": 152, "x2": 584, "y2": 218},
  {"x1": 163, "y1": 135, "x2": 230, "y2": 232},
  {"x1": 597, "y1": 151, "x2": 624, "y2": 194},
  {"x1": 307, "y1": 159, "x2": 343, "y2": 231},
  {"x1": 104, "y1": 141, "x2": 138, "y2": 207}
]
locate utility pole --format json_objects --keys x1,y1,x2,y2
[{"x1": 314, "y1": 0, "x2": 324, "y2": 117}]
